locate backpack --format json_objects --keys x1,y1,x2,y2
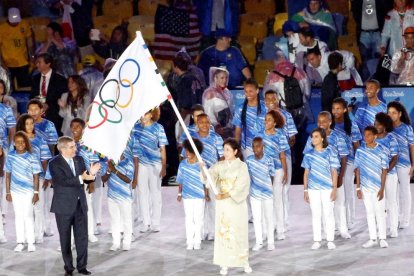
[{"x1": 273, "y1": 67, "x2": 304, "y2": 110}]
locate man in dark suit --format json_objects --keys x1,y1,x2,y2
[
  {"x1": 49, "y1": 136, "x2": 100, "y2": 276},
  {"x1": 31, "y1": 53, "x2": 67, "y2": 136}
]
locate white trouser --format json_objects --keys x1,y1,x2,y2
[
  {"x1": 43, "y1": 186, "x2": 53, "y2": 234},
  {"x1": 334, "y1": 185, "x2": 348, "y2": 234},
  {"x1": 92, "y1": 177, "x2": 104, "y2": 226},
  {"x1": 0, "y1": 208, "x2": 4, "y2": 238},
  {"x1": 183, "y1": 198, "x2": 205, "y2": 246},
  {"x1": 108, "y1": 198, "x2": 132, "y2": 246},
  {"x1": 308, "y1": 189, "x2": 335, "y2": 242},
  {"x1": 243, "y1": 148, "x2": 254, "y2": 221},
  {"x1": 397, "y1": 166, "x2": 411, "y2": 226},
  {"x1": 284, "y1": 155, "x2": 292, "y2": 227},
  {"x1": 273, "y1": 169, "x2": 285, "y2": 234},
  {"x1": 251, "y1": 197, "x2": 274, "y2": 245},
  {"x1": 11, "y1": 192, "x2": 35, "y2": 244},
  {"x1": 385, "y1": 173, "x2": 399, "y2": 234},
  {"x1": 343, "y1": 162, "x2": 356, "y2": 225},
  {"x1": 84, "y1": 185, "x2": 95, "y2": 236},
  {"x1": 138, "y1": 163, "x2": 162, "y2": 227},
  {"x1": 362, "y1": 187, "x2": 386, "y2": 240},
  {"x1": 34, "y1": 179, "x2": 45, "y2": 240},
  {"x1": 203, "y1": 190, "x2": 215, "y2": 238}
]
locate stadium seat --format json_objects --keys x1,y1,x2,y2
[
  {"x1": 253, "y1": 60, "x2": 274, "y2": 86},
  {"x1": 138, "y1": 0, "x2": 169, "y2": 16},
  {"x1": 27, "y1": 16, "x2": 50, "y2": 26},
  {"x1": 102, "y1": 0, "x2": 133, "y2": 20},
  {"x1": 127, "y1": 21, "x2": 155, "y2": 45},
  {"x1": 325, "y1": 0, "x2": 350, "y2": 17},
  {"x1": 244, "y1": 0, "x2": 276, "y2": 20},
  {"x1": 238, "y1": 36, "x2": 257, "y2": 65},
  {"x1": 338, "y1": 35, "x2": 361, "y2": 67},
  {"x1": 94, "y1": 20, "x2": 119, "y2": 38},
  {"x1": 128, "y1": 15, "x2": 154, "y2": 25},
  {"x1": 31, "y1": 24, "x2": 48, "y2": 44},
  {"x1": 273, "y1": 12, "x2": 288, "y2": 36},
  {"x1": 239, "y1": 13, "x2": 268, "y2": 43}
]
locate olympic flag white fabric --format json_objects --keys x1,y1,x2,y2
[{"x1": 83, "y1": 31, "x2": 170, "y2": 162}]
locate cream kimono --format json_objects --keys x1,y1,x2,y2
[{"x1": 209, "y1": 158, "x2": 250, "y2": 268}]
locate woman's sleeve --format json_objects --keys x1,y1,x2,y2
[{"x1": 228, "y1": 162, "x2": 250, "y2": 204}]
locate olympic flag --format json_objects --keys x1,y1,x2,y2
[{"x1": 82, "y1": 31, "x2": 170, "y2": 162}]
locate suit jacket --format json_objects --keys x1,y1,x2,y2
[
  {"x1": 49, "y1": 154, "x2": 88, "y2": 216},
  {"x1": 31, "y1": 71, "x2": 67, "y2": 135}
]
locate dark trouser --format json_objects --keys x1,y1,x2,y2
[
  {"x1": 9, "y1": 65, "x2": 32, "y2": 91},
  {"x1": 55, "y1": 201, "x2": 88, "y2": 273}
]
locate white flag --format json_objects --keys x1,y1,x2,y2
[{"x1": 83, "y1": 31, "x2": 170, "y2": 162}]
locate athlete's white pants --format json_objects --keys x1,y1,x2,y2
[
  {"x1": 34, "y1": 179, "x2": 45, "y2": 240},
  {"x1": 309, "y1": 189, "x2": 335, "y2": 242},
  {"x1": 84, "y1": 184, "x2": 95, "y2": 236},
  {"x1": 385, "y1": 173, "x2": 399, "y2": 234},
  {"x1": 12, "y1": 192, "x2": 35, "y2": 244},
  {"x1": 138, "y1": 163, "x2": 162, "y2": 227},
  {"x1": 362, "y1": 187, "x2": 386, "y2": 240},
  {"x1": 43, "y1": 186, "x2": 53, "y2": 235},
  {"x1": 283, "y1": 155, "x2": 292, "y2": 228},
  {"x1": 397, "y1": 166, "x2": 411, "y2": 227},
  {"x1": 108, "y1": 198, "x2": 132, "y2": 247},
  {"x1": 203, "y1": 189, "x2": 215, "y2": 238},
  {"x1": 92, "y1": 177, "x2": 104, "y2": 226},
  {"x1": 251, "y1": 197, "x2": 274, "y2": 245},
  {"x1": 343, "y1": 162, "x2": 356, "y2": 226},
  {"x1": 183, "y1": 198, "x2": 204, "y2": 246},
  {"x1": 334, "y1": 185, "x2": 348, "y2": 234},
  {"x1": 273, "y1": 169, "x2": 285, "y2": 234}
]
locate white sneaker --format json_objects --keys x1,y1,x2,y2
[
  {"x1": 193, "y1": 243, "x2": 201, "y2": 250},
  {"x1": 244, "y1": 266, "x2": 253, "y2": 274},
  {"x1": 379, "y1": 239, "x2": 388, "y2": 248},
  {"x1": 362, "y1": 239, "x2": 378, "y2": 248},
  {"x1": 327, "y1": 241, "x2": 336, "y2": 250},
  {"x1": 207, "y1": 234, "x2": 214, "y2": 241},
  {"x1": 110, "y1": 244, "x2": 120, "y2": 251},
  {"x1": 88, "y1": 235, "x2": 98, "y2": 243},
  {"x1": 399, "y1": 222, "x2": 409, "y2": 229},
  {"x1": 252, "y1": 243, "x2": 263, "y2": 251},
  {"x1": 390, "y1": 231, "x2": 398, "y2": 238},
  {"x1": 140, "y1": 225, "x2": 150, "y2": 233},
  {"x1": 27, "y1": 243, "x2": 36, "y2": 252},
  {"x1": 0, "y1": 236, "x2": 7, "y2": 243},
  {"x1": 43, "y1": 231, "x2": 54, "y2": 237},
  {"x1": 277, "y1": 233, "x2": 286, "y2": 240},
  {"x1": 186, "y1": 244, "x2": 193, "y2": 250},
  {"x1": 311, "y1": 242, "x2": 321, "y2": 250},
  {"x1": 35, "y1": 238, "x2": 44, "y2": 244},
  {"x1": 267, "y1": 244, "x2": 275, "y2": 251},
  {"x1": 219, "y1": 267, "x2": 228, "y2": 275},
  {"x1": 14, "y1": 244, "x2": 25, "y2": 252},
  {"x1": 340, "y1": 232, "x2": 351, "y2": 239},
  {"x1": 122, "y1": 243, "x2": 131, "y2": 251},
  {"x1": 151, "y1": 226, "x2": 160, "y2": 233}
]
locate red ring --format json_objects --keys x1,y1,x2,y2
[{"x1": 87, "y1": 101, "x2": 109, "y2": 129}]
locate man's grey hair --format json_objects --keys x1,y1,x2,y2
[{"x1": 57, "y1": 136, "x2": 74, "y2": 152}]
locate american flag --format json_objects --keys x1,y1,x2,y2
[{"x1": 153, "y1": 4, "x2": 201, "y2": 61}]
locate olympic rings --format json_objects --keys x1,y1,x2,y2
[
  {"x1": 116, "y1": 79, "x2": 134, "y2": 108},
  {"x1": 98, "y1": 79, "x2": 120, "y2": 108},
  {"x1": 98, "y1": 99, "x2": 123, "y2": 124},
  {"x1": 87, "y1": 101, "x2": 108, "y2": 129},
  {"x1": 119, "y1": 59, "x2": 140, "y2": 87}
]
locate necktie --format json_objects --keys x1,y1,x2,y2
[
  {"x1": 41, "y1": 75, "x2": 46, "y2": 97},
  {"x1": 69, "y1": 159, "x2": 76, "y2": 176}
]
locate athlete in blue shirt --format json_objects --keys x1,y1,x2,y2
[
  {"x1": 355, "y1": 126, "x2": 388, "y2": 248},
  {"x1": 302, "y1": 128, "x2": 340, "y2": 250}
]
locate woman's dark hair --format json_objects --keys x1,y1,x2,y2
[
  {"x1": 111, "y1": 25, "x2": 129, "y2": 45},
  {"x1": 0, "y1": 79, "x2": 7, "y2": 95},
  {"x1": 172, "y1": 55, "x2": 189, "y2": 71},
  {"x1": 375, "y1": 112, "x2": 394, "y2": 133},
  {"x1": 241, "y1": 78, "x2": 262, "y2": 146},
  {"x1": 67, "y1": 75, "x2": 88, "y2": 109},
  {"x1": 14, "y1": 131, "x2": 32, "y2": 153},
  {"x1": 266, "y1": 110, "x2": 285, "y2": 129},
  {"x1": 16, "y1": 114, "x2": 35, "y2": 134},
  {"x1": 331, "y1": 97, "x2": 352, "y2": 135},
  {"x1": 47, "y1": 22, "x2": 63, "y2": 37},
  {"x1": 311, "y1": 127, "x2": 328, "y2": 148},
  {"x1": 364, "y1": 125, "x2": 378, "y2": 135},
  {"x1": 182, "y1": 138, "x2": 203, "y2": 154},
  {"x1": 223, "y1": 138, "x2": 243, "y2": 161},
  {"x1": 387, "y1": 101, "x2": 411, "y2": 125}
]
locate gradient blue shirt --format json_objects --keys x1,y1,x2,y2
[
  {"x1": 4, "y1": 150, "x2": 42, "y2": 195},
  {"x1": 376, "y1": 133, "x2": 399, "y2": 175},
  {"x1": 34, "y1": 119, "x2": 58, "y2": 145},
  {"x1": 334, "y1": 121, "x2": 362, "y2": 162},
  {"x1": 301, "y1": 146, "x2": 341, "y2": 190},
  {"x1": 232, "y1": 101, "x2": 267, "y2": 150},
  {"x1": 246, "y1": 154, "x2": 275, "y2": 200},
  {"x1": 76, "y1": 141, "x2": 99, "y2": 170},
  {"x1": 107, "y1": 157, "x2": 135, "y2": 203},
  {"x1": 132, "y1": 122, "x2": 168, "y2": 165},
  {"x1": 354, "y1": 143, "x2": 388, "y2": 191},
  {"x1": 279, "y1": 108, "x2": 297, "y2": 157},
  {"x1": 258, "y1": 129, "x2": 289, "y2": 169},
  {"x1": 0, "y1": 103, "x2": 16, "y2": 149},
  {"x1": 354, "y1": 101, "x2": 387, "y2": 134},
  {"x1": 392, "y1": 123, "x2": 414, "y2": 168},
  {"x1": 304, "y1": 129, "x2": 349, "y2": 161},
  {"x1": 176, "y1": 159, "x2": 205, "y2": 199},
  {"x1": 178, "y1": 124, "x2": 215, "y2": 145}
]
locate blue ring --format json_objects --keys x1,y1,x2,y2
[{"x1": 119, "y1": 59, "x2": 140, "y2": 87}]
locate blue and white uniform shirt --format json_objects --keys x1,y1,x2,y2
[
  {"x1": 301, "y1": 146, "x2": 341, "y2": 190},
  {"x1": 0, "y1": 103, "x2": 16, "y2": 149},
  {"x1": 258, "y1": 129, "x2": 289, "y2": 170},
  {"x1": 304, "y1": 129, "x2": 349, "y2": 161},
  {"x1": 334, "y1": 121, "x2": 362, "y2": 162},
  {"x1": 176, "y1": 159, "x2": 205, "y2": 199},
  {"x1": 246, "y1": 154, "x2": 275, "y2": 200},
  {"x1": 279, "y1": 108, "x2": 297, "y2": 157},
  {"x1": 354, "y1": 143, "x2": 388, "y2": 192},
  {"x1": 34, "y1": 119, "x2": 59, "y2": 145},
  {"x1": 354, "y1": 101, "x2": 387, "y2": 134},
  {"x1": 376, "y1": 133, "x2": 399, "y2": 175},
  {"x1": 132, "y1": 122, "x2": 169, "y2": 165},
  {"x1": 232, "y1": 101, "x2": 267, "y2": 150},
  {"x1": 4, "y1": 150, "x2": 42, "y2": 194},
  {"x1": 107, "y1": 157, "x2": 135, "y2": 203},
  {"x1": 76, "y1": 141, "x2": 99, "y2": 171},
  {"x1": 392, "y1": 123, "x2": 414, "y2": 168}
]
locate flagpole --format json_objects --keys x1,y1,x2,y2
[{"x1": 167, "y1": 97, "x2": 219, "y2": 195}]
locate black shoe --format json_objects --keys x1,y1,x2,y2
[
  {"x1": 64, "y1": 271, "x2": 73, "y2": 276},
  {"x1": 78, "y1": 269, "x2": 92, "y2": 275}
]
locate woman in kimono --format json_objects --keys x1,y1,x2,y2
[{"x1": 204, "y1": 138, "x2": 251, "y2": 275}]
